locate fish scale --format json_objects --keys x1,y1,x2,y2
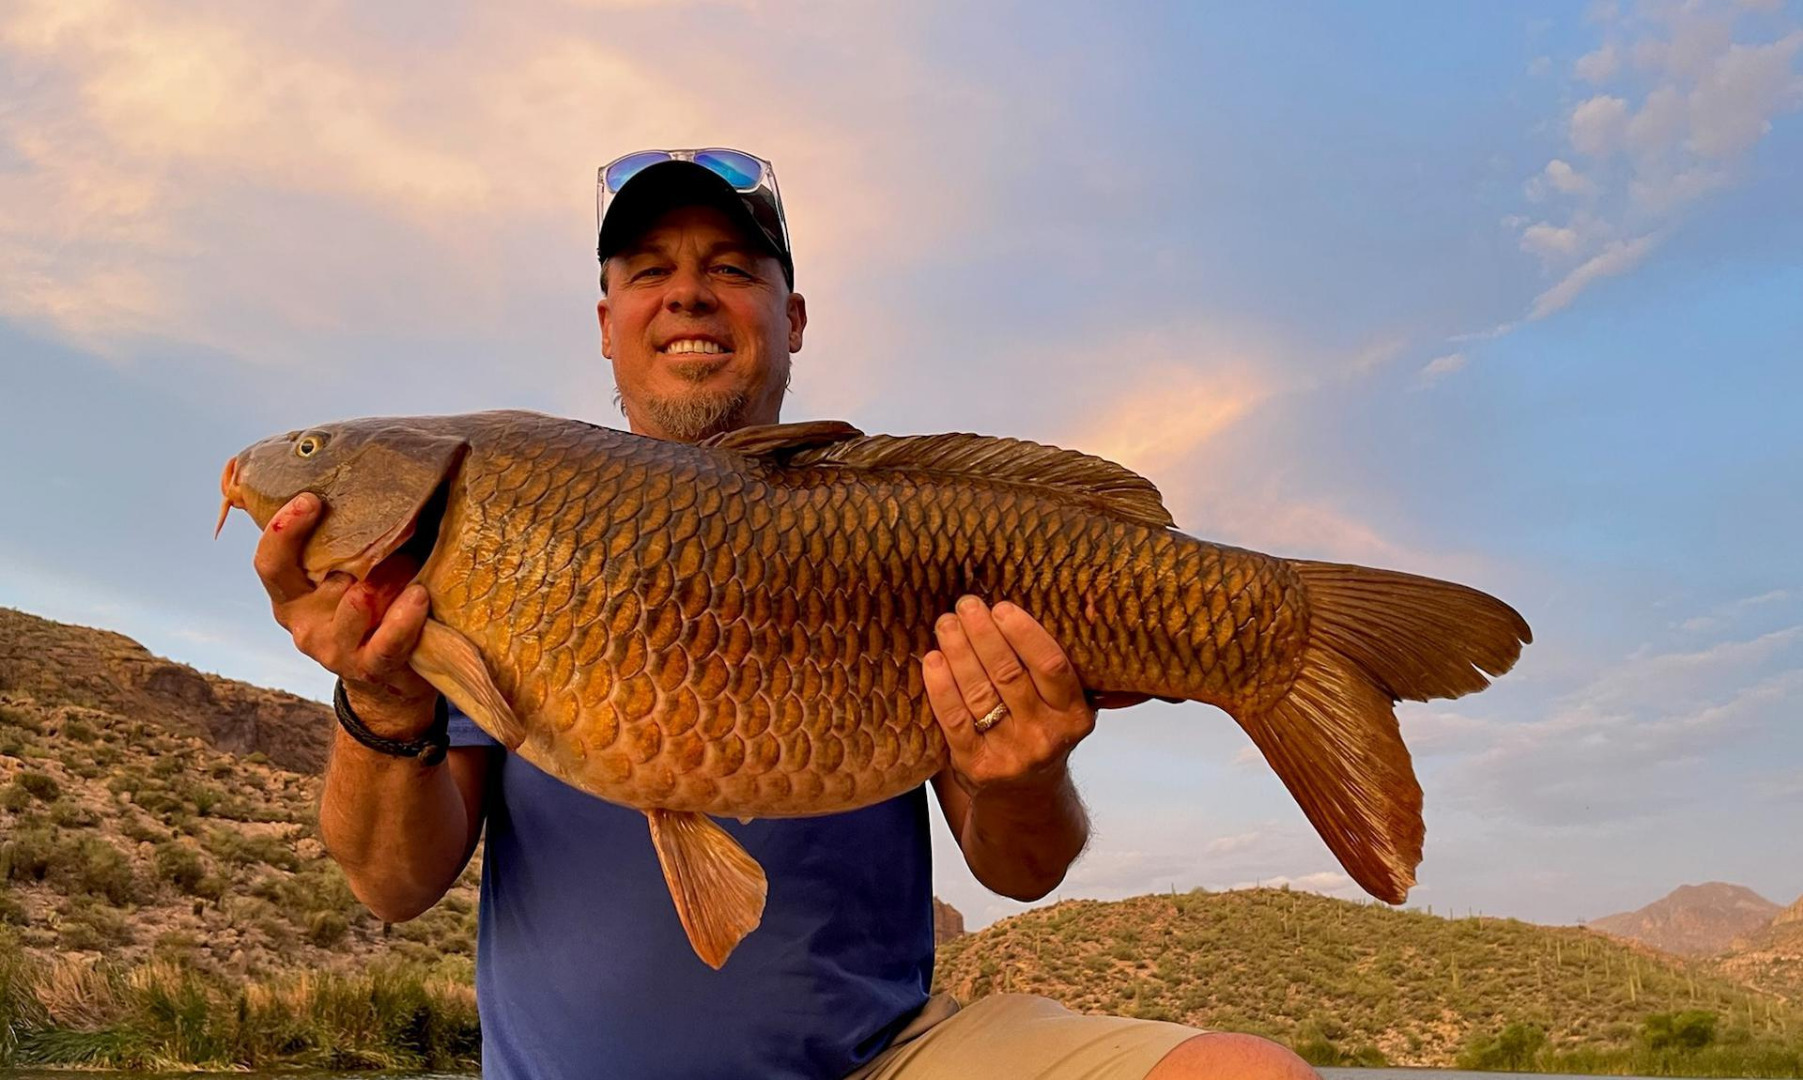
[
  {"x1": 409, "y1": 416, "x2": 1294, "y2": 818},
  {"x1": 221, "y1": 409, "x2": 1530, "y2": 966}
]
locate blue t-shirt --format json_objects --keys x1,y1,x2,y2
[{"x1": 447, "y1": 712, "x2": 936, "y2": 1079}]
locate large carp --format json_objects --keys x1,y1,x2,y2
[{"x1": 218, "y1": 411, "x2": 1530, "y2": 967}]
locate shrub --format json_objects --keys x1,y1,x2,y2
[
  {"x1": 1644, "y1": 1009, "x2": 1719, "y2": 1052},
  {"x1": 1458, "y1": 1021, "x2": 1547, "y2": 1071},
  {"x1": 120, "y1": 818, "x2": 169, "y2": 845},
  {"x1": 0, "y1": 886, "x2": 27, "y2": 927},
  {"x1": 68, "y1": 837, "x2": 139, "y2": 905},
  {"x1": 0, "y1": 784, "x2": 30, "y2": 813},
  {"x1": 307, "y1": 911, "x2": 350, "y2": 948},
  {"x1": 60, "y1": 718, "x2": 97, "y2": 743},
  {"x1": 48, "y1": 800, "x2": 98, "y2": 829},
  {"x1": 0, "y1": 703, "x2": 41, "y2": 731},
  {"x1": 202, "y1": 828, "x2": 299, "y2": 872},
  {"x1": 0, "y1": 827, "x2": 59, "y2": 882},
  {"x1": 15, "y1": 772, "x2": 60, "y2": 803},
  {"x1": 57, "y1": 899, "x2": 134, "y2": 950},
  {"x1": 154, "y1": 842, "x2": 208, "y2": 895}
]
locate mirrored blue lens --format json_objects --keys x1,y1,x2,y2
[
  {"x1": 693, "y1": 150, "x2": 763, "y2": 191},
  {"x1": 604, "y1": 151, "x2": 672, "y2": 192}
]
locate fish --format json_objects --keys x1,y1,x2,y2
[{"x1": 217, "y1": 410, "x2": 1531, "y2": 968}]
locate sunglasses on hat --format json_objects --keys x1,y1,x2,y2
[{"x1": 596, "y1": 147, "x2": 791, "y2": 264}]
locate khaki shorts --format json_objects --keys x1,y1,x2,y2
[{"x1": 848, "y1": 993, "x2": 1204, "y2": 1080}]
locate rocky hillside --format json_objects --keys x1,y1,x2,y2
[
  {"x1": 0, "y1": 607, "x2": 333, "y2": 772},
  {"x1": 1590, "y1": 883, "x2": 1782, "y2": 957},
  {"x1": 933, "y1": 897, "x2": 966, "y2": 945},
  {"x1": 934, "y1": 887, "x2": 1803, "y2": 1069},
  {"x1": 0, "y1": 606, "x2": 476, "y2": 977},
  {"x1": 0, "y1": 687, "x2": 481, "y2": 979},
  {"x1": 1716, "y1": 896, "x2": 1803, "y2": 999}
]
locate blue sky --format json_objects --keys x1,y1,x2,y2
[{"x1": 1, "y1": 0, "x2": 1799, "y2": 930}]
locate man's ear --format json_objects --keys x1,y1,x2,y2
[
  {"x1": 598, "y1": 298, "x2": 613, "y2": 359},
  {"x1": 786, "y1": 291, "x2": 807, "y2": 354}
]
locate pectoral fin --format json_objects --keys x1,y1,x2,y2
[
  {"x1": 646, "y1": 809, "x2": 768, "y2": 969},
  {"x1": 410, "y1": 618, "x2": 527, "y2": 750}
]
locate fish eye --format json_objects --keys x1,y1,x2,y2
[{"x1": 295, "y1": 434, "x2": 327, "y2": 458}]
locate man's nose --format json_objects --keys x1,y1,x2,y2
[{"x1": 664, "y1": 266, "x2": 717, "y2": 312}]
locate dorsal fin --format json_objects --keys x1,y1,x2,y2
[
  {"x1": 788, "y1": 431, "x2": 1176, "y2": 530},
  {"x1": 700, "y1": 421, "x2": 864, "y2": 459}
]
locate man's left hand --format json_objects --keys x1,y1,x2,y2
[{"x1": 923, "y1": 596, "x2": 1103, "y2": 797}]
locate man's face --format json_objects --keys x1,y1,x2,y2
[{"x1": 599, "y1": 203, "x2": 806, "y2": 443}]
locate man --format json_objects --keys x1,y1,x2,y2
[{"x1": 255, "y1": 147, "x2": 1317, "y2": 1079}]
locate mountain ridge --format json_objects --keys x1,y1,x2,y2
[
  {"x1": 1588, "y1": 882, "x2": 1782, "y2": 958},
  {"x1": 0, "y1": 606, "x2": 333, "y2": 773}
]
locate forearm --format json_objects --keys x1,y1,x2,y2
[
  {"x1": 319, "y1": 719, "x2": 479, "y2": 923},
  {"x1": 958, "y1": 768, "x2": 1090, "y2": 902}
]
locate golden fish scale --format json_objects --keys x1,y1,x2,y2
[{"x1": 420, "y1": 416, "x2": 1309, "y2": 818}]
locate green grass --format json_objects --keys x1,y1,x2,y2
[{"x1": 0, "y1": 929, "x2": 478, "y2": 1070}]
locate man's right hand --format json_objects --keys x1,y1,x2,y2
[{"x1": 254, "y1": 493, "x2": 439, "y2": 738}]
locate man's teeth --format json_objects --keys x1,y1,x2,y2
[{"x1": 663, "y1": 339, "x2": 727, "y2": 355}]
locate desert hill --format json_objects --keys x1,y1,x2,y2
[
  {"x1": 934, "y1": 887, "x2": 1803, "y2": 1068},
  {"x1": 0, "y1": 606, "x2": 333, "y2": 772},
  {"x1": 1589, "y1": 882, "x2": 1782, "y2": 957},
  {"x1": 1716, "y1": 895, "x2": 1803, "y2": 1000}
]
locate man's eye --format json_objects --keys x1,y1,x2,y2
[
  {"x1": 632, "y1": 267, "x2": 668, "y2": 280},
  {"x1": 715, "y1": 265, "x2": 750, "y2": 277}
]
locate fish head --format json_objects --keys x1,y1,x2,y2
[{"x1": 217, "y1": 418, "x2": 468, "y2": 583}]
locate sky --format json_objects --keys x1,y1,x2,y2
[{"x1": 1, "y1": 0, "x2": 1799, "y2": 931}]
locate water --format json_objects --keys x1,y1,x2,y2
[
  {"x1": 1322, "y1": 1072, "x2": 1756, "y2": 1080},
  {"x1": 0, "y1": 1071, "x2": 1752, "y2": 1079}
]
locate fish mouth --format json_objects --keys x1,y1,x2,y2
[{"x1": 213, "y1": 450, "x2": 462, "y2": 588}]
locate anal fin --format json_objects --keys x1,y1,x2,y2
[
  {"x1": 410, "y1": 618, "x2": 527, "y2": 750},
  {"x1": 646, "y1": 809, "x2": 768, "y2": 969}
]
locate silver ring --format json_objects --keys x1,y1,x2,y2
[{"x1": 973, "y1": 701, "x2": 1009, "y2": 733}]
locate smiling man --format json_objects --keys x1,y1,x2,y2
[{"x1": 260, "y1": 147, "x2": 1317, "y2": 1080}]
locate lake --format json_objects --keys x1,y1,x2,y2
[
  {"x1": 0, "y1": 1070, "x2": 1761, "y2": 1079},
  {"x1": 1321, "y1": 1072, "x2": 1762, "y2": 1080}
]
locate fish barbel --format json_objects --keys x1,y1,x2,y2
[{"x1": 218, "y1": 411, "x2": 1531, "y2": 967}]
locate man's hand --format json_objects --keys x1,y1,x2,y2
[
  {"x1": 254, "y1": 493, "x2": 437, "y2": 736},
  {"x1": 923, "y1": 596, "x2": 1098, "y2": 796}
]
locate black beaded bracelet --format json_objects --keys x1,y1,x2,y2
[{"x1": 333, "y1": 679, "x2": 450, "y2": 766}]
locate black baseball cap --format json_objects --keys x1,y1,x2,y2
[{"x1": 596, "y1": 150, "x2": 794, "y2": 288}]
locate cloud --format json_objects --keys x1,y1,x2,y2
[
  {"x1": 1205, "y1": 831, "x2": 1265, "y2": 856},
  {"x1": 1419, "y1": 351, "x2": 1468, "y2": 382},
  {"x1": 1433, "y1": 628, "x2": 1803, "y2": 826},
  {"x1": 1673, "y1": 588, "x2": 1795, "y2": 632},
  {"x1": 1579, "y1": 626, "x2": 1799, "y2": 710},
  {"x1": 1576, "y1": 44, "x2": 1621, "y2": 83},
  {"x1": 1454, "y1": 1, "x2": 1800, "y2": 350},
  {"x1": 1571, "y1": 94, "x2": 1633, "y2": 155},
  {"x1": 1528, "y1": 233, "x2": 1659, "y2": 318},
  {"x1": 0, "y1": 0, "x2": 993, "y2": 367},
  {"x1": 1224, "y1": 871, "x2": 1356, "y2": 895},
  {"x1": 1520, "y1": 223, "x2": 1585, "y2": 261},
  {"x1": 1064, "y1": 360, "x2": 1282, "y2": 480},
  {"x1": 1686, "y1": 31, "x2": 1803, "y2": 158},
  {"x1": 1528, "y1": 159, "x2": 1598, "y2": 199}
]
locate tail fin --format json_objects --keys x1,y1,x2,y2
[{"x1": 1237, "y1": 561, "x2": 1531, "y2": 903}]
